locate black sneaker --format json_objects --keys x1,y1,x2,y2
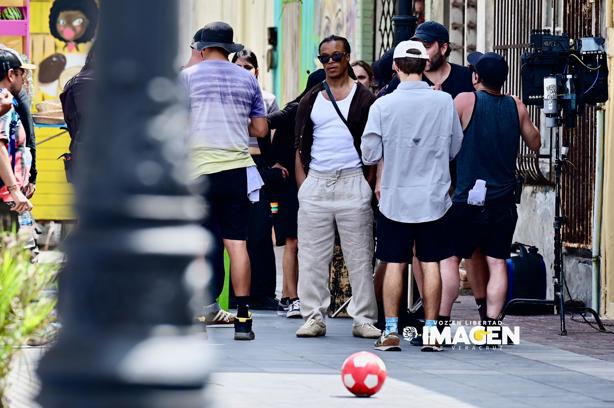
[
  {"x1": 234, "y1": 314, "x2": 255, "y2": 341},
  {"x1": 410, "y1": 333, "x2": 423, "y2": 346},
  {"x1": 250, "y1": 296, "x2": 281, "y2": 311},
  {"x1": 277, "y1": 298, "x2": 290, "y2": 316}
]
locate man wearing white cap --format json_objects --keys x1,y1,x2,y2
[{"x1": 361, "y1": 40, "x2": 463, "y2": 352}]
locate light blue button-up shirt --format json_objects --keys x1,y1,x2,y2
[{"x1": 361, "y1": 81, "x2": 464, "y2": 223}]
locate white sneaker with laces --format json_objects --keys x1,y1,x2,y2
[
  {"x1": 352, "y1": 322, "x2": 381, "y2": 339},
  {"x1": 197, "y1": 309, "x2": 236, "y2": 327},
  {"x1": 286, "y1": 299, "x2": 302, "y2": 318},
  {"x1": 296, "y1": 318, "x2": 326, "y2": 337}
]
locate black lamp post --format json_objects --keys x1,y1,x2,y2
[
  {"x1": 37, "y1": 0, "x2": 210, "y2": 406},
  {"x1": 393, "y1": 0, "x2": 418, "y2": 45}
]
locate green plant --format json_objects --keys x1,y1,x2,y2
[{"x1": 0, "y1": 234, "x2": 58, "y2": 403}]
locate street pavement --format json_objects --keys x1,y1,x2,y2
[
  {"x1": 206, "y1": 308, "x2": 614, "y2": 408},
  {"x1": 6, "y1": 248, "x2": 614, "y2": 407}
]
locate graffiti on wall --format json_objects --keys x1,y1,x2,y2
[
  {"x1": 36, "y1": 0, "x2": 98, "y2": 99},
  {"x1": 317, "y1": 0, "x2": 357, "y2": 42},
  {"x1": 279, "y1": 0, "x2": 357, "y2": 104},
  {"x1": 305, "y1": 0, "x2": 357, "y2": 74}
]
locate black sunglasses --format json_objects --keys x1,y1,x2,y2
[{"x1": 317, "y1": 52, "x2": 346, "y2": 64}]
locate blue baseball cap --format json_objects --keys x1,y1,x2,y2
[
  {"x1": 412, "y1": 21, "x2": 449, "y2": 43},
  {"x1": 467, "y1": 51, "x2": 508, "y2": 89}
]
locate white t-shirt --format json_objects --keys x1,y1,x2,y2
[{"x1": 309, "y1": 84, "x2": 361, "y2": 172}]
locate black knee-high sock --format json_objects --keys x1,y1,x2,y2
[
  {"x1": 475, "y1": 298, "x2": 487, "y2": 323},
  {"x1": 236, "y1": 296, "x2": 250, "y2": 318}
]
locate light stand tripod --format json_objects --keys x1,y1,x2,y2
[{"x1": 501, "y1": 75, "x2": 605, "y2": 335}]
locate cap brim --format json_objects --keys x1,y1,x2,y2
[
  {"x1": 193, "y1": 41, "x2": 244, "y2": 54},
  {"x1": 467, "y1": 52, "x2": 483, "y2": 66},
  {"x1": 20, "y1": 63, "x2": 36, "y2": 70},
  {"x1": 411, "y1": 33, "x2": 438, "y2": 43}
]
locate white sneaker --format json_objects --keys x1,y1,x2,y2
[
  {"x1": 286, "y1": 299, "x2": 302, "y2": 318},
  {"x1": 197, "y1": 309, "x2": 236, "y2": 327},
  {"x1": 352, "y1": 323, "x2": 381, "y2": 339},
  {"x1": 296, "y1": 318, "x2": 326, "y2": 337}
]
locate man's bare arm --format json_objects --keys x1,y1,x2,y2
[
  {"x1": 0, "y1": 89, "x2": 12, "y2": 116},
  {"x1": 249, "y1": 117, "x2": 269, "y2": 138},
  {"x1": 453, "y1": 92, "x2": 475, "y2": 130},
  {"x1": 0, "y1": 143, "x2": 31, "y2": 213},
  {"x1": 375, "y1": 159, "x2": 384, "y2": 201},
  {"x1": 514, "y1": 97, "x2": 541, "y2": 152}
]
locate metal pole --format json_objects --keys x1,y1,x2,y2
[
  {"x1": 553, "y1": 125, "x2": 567, "y2": 336},
  {"x1": 37, "y1": 1, "x2": 211, "y2": 406},
  {"x1": 393, "y1": 0, "x2": 418, "y2": 45},
  {"x1": 592, "y1": 106, "x2": 605, "y2": 313}
]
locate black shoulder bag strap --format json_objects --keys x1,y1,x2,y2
[{"x1": 322, "y1": 80, "x2": 351, "y2": 130}]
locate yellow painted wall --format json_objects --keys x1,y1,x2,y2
[
  {"x1": 29, "y1": 0, "x2": 86, "y2": 220},
  {"x1": 601, "y1": 1, "x2": 614, "y2": 318},
  {"x1": 31, "y1": 127, "x2": 72, "y2": 220}
]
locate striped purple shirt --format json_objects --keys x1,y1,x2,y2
[{"x1": 181, "y1": 60, "x2": 266, "y2": 175}]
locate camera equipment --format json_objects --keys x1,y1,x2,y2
[
  {"x1": 502, "y1": 30, "x2": 607, "y2": 335},
  {"x1": 521, "y1": 30, "x2": 608, "y2": 127}
]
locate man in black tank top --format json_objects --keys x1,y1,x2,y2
[{"x1": 452, "y1": 52, "x2": 540, "y2": 329}]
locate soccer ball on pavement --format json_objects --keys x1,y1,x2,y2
[{"x1": 340, "y1": 351, "x2": 387, "y2": 397}]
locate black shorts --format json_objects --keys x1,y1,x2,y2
[
  {"x1": 199, "y1": 168, "x2": 250, "y2": 241},
  {"x1": 450, "y1": 202, "x2": 518, "y2": 260},
  {"x1": 375, "y1": 211, "x2": 454, "y2": 263},
  {"x1": 272, "y1": 178, "x2": 298, "y2": 246}
]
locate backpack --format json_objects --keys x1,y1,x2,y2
[{"x1": 505, "y1": 242, "x2": 548, "y2": 315}]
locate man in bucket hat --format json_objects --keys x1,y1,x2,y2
[{"x1": 180, "y1": 21, "x2": 268, "y2": 341}]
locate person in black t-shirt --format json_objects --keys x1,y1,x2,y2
[{"x1": 378, "y1": 21, "x2": 473, "y2": 98}]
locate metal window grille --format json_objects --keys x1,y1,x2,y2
[
  {"x1": 492, "y1": 0, "x2": 599, "y2": 249},
  {"x1": 376, "y1": 0, "x2": 396, "y2": 57},
  {"x1": 560, "y1": 0, "x2": 600, "y2": 249},
  {"x1": 493, "y1": 0, "x2": 549, "y2": 184}
]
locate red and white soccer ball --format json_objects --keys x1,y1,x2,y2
[{"x1": 340, "y1": 351, "x2": 387, "y2": 397}]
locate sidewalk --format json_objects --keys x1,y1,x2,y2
[
  {"x1": 207, "y1": 306, "x2": 614, "y2": 408},
  {"x1": 6, "y1": 247, "x2": 614, "y2": 407},
  {"x1": 8, "y1": 304, "x2": 614, "y2": 408}
]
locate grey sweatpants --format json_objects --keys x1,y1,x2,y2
[{"x1": 297, "y1": 168, "x2": 377, "y2": 324}]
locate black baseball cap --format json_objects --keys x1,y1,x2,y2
[
  {"x1": 467, "y1": 51, "x2": 508, "y2": 89},
  {"x1": 412, "y1": 21, "x2": 449, "y2": 43},
  {"x1": 0, "y1": 48, "x2": 36, "y2": 77}
]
